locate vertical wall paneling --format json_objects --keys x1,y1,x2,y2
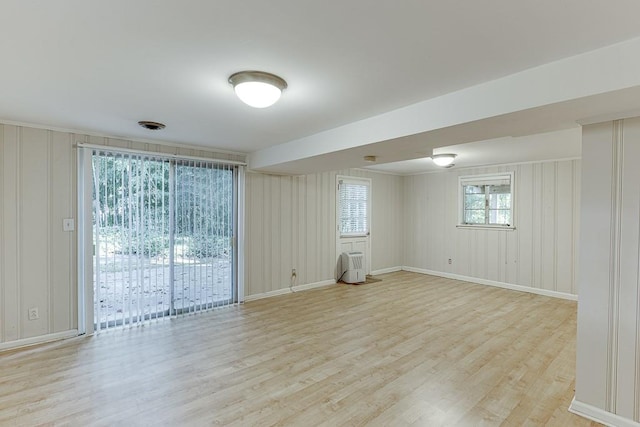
[
  {"x1": 321, "y1": 172, "x2": 328, "y2": 278},
  {"x1": 607, "y1": 120, "x2": 623, "y2": 413},
  {"x1": 532, "y1": 163, "x2": 541, "y2": 289},
  {"x1": 244, "y1": 169, "x2": 403, "y2": 297},
  {"x1": 555, "y1": 161, "x2": 574, "y2": 295},
  {"x1": 575, "y1": 121, "x2": 615, "y2": 409},
  {"x1": 280, "y1": 177, "x2": 292, "y2": 290},
  {"x1": 47, "y1": 131, "x2": 53, "y2": 333},
  {"x1": 23, "y1": 128, "x2": 53, "y2": 337},
  {"x1": 616, "y1": 118, "x2": 640, "y2": 418},
  {"x1": 517, "y1": 165, "x2": 533, "y2": 288},
  {"x1": 264, "y1": 176, "x2": 273, "y2": 291},
  {"x1": 573, "y1": 117, "x2": 640, "y2": 426},
  {"x1": 541, "y1": 162, "x2": 556, "y2": 291},
  {"x1": 270, "y1": 175, "x2": 280, "y2": 291},
  {"x1": 0, "y1": 126, "x2": 5, "y2": 343},
  {"x1": 0, "y1": 123, "x2": 245, "y2": 348},
  {"x1": 3, "y1": 125, "x2": 21, "y2": 342},
  {"x1": 306, "y1": 174, "x2": 317, "y2": 282},
  {"x1": 0, "y1": 125, "x2": 75, "y2": 344},
  {"x1": 318, "y1": 173, "x2": 325, "y2": 279},
  {"x1": 297, "y1": 176, "x2": 306, "y2": 285},
  {"x1": 572, "y1": 160, "x2": 581, "y2": 295},
  {"x1": 403, "y1": 158, "x2": 580, "y2": 298}
]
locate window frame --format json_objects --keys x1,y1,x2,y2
[
  {"x1": 337, "y1": 176, "x2": 371, "y2": 238},
  {"x1": 457, "y1": 172, "x2": 515, "y2": 230}
]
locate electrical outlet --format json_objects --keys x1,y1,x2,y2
[
  {"x1": 448, "y1": 258, "x2": 452, "y2": 264},
  {"x1": 28, "y1": 307, "x2": 39, "y2": 320},
  {"x1": 291, "y1": 268, "x2": 297, "y2": 277},
  {"x1": 63, "y1": 218, "x2": 75, "y2": 232}
]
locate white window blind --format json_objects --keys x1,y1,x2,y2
[
  {"x1": 339, "y1": 180, "x2": 369, "y2": 236},
  {"x1": 91, "y1": 150, "x2": 237, "y2": 331}
]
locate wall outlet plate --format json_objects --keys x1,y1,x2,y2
[
  {"x1": 63, "y1": 218, "x2": 75, "y2": 231},
  {"x1": 28, "y1": 307, "x2": 39, "y2": 320}
]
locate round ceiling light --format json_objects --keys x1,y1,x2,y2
[
  {"x1": 431, "y1": 153, "x2": 457, "y2": 168},
  {"x1": 228, "y1": 71, "x2": 288, "y2": 108},
  {"x1": 138, "y1": 121, "x2": 166, "y2": 130}
]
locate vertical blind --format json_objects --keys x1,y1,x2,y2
[
  {"x1": 338, "y1": 180, "x2": 369, "y2": 236},
  {"x1": 92, "y1": 150, "x2": 236, "y2": 331}
]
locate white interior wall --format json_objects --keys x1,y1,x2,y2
[
  {"x1": 244, "y1": 169, "x2": 404, "y2": 297},
  {"x1": 403, "y1": 158, "x2": 581, "y2": 298},
  {"x1": 572, "y1": 118, "x2": 640, "y2": 426},
  {"x1": 0, "y1": 122, "x2": 244, "y2": 348},
  {"x1": 1, "y1": 125, "x2": 77, "y2": 344}
]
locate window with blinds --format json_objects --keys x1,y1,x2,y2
[
  {"x1": 91, "y1": 150, "x2": 237, "y2": 331},
  {"x1": 338, "y1": 179, "x2": 369, "y2": 236},
  {"x1": 459, "y1": 173, "x2": 514, "y2": 228}
]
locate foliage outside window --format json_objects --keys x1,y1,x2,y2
[
  {"x1": 459, "y1": 173, "x2": 514, "y2": 228},
  {"x1": 92, "y1": 154, "x2": 234, "y2": 259},
  {"x1": 338, "y1": 179, "x2": 369, "y2": 236}
]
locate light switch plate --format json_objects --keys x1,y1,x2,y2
[{"x1": 63, "y1": 218, "x2": 75, "y2": 231}]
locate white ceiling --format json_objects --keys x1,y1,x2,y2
[
  {"x1": 2, "y1": 1, "x2": 640, "y2": 172},
  {"x1": 365, "y1": 128, "x2": 581, "y2": 175}
]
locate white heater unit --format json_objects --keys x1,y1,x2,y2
[{"x1": 341, "y1": 251, "x2": 365, "y2": 284}]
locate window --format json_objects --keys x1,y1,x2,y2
[
  {"x1": 338, "y1": 179, "x2": 369, "y2": 236},
  {"x1": 459, "y1": 172, "x2": 514, "y2": 228}
]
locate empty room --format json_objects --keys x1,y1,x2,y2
[{"x1": 2, "y1": 1, "x2": 640, "y2": 426}]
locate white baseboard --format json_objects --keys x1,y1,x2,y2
[
  {"x1": 402, "y1": 266, "x2": 578, "y2": 301},
  {"x1": 569, "y1": 397, "x2": 640, "y2": 427},
  {"x1": 244, "y1": 279, "x2": 336, "y2": 302},
  {"x1": 371, "y1": 266, "x2": 402, "y2": 275},
  {"x1": 0, "y1": 329, "x2": 79, "y2": 353}
]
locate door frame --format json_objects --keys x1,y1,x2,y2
[
  {"x1": 335, "y1": 175, "x2": 372, "y2": 278},
  {"x1": 77, "y1": 144, "x2": 245, "y2": 335}
]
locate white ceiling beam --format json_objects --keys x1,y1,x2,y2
[{"x1": 249, "y1": 36, "x2": 640, "y2": 171}]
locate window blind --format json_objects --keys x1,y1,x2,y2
[
  {"x1": 339, "y1": 181, "x2": 369, "y2": 236},
  {"x1": 92, "y1": 150, "x2": 236, "y2": 331}
]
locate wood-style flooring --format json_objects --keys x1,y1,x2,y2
[{"x1": 0, "y1": 271, "x2": 600, "y2": 426}]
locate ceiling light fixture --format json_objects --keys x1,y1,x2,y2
[
  {"x1": 364, "y1": 155, "x2": 377, "y2": 163},
  {"x1": 138, "y1": 121, "x2": 166, "y2": 130},
  {"x1": 431, "y1": 153, "x2": 457, "y2": 168},
  {"x1": 228, "y1": 71, "x2": 287, "y2": 108}
]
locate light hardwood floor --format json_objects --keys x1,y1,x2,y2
[{"x1": 0, "y1": 271, "x2": 600, "y2": 426}]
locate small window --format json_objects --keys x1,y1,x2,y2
[
  {"x1": 458, "y1": 172, "x2": 514, "y2": 228},
  {"x1": 338, "y1": 179, "x2": 369, "y2": 237}
]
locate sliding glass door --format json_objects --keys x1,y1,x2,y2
[
  {"x1": 91, "y1": 151, "x2": 236, "y2": 331},
  {"x1": 173, "y1": 161, "x2": 235, "y2": 312}
]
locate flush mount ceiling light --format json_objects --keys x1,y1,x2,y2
[
  {"x1": 363, "y1": 155, "x2": 377, "y2": 163},
  {"x1": 228, "y1": 71, "x2": 287, "y2": 108},
  {"x1": 431, "y1": 153, "x2": 457, "y2": 168},
  {"x1": 138, "y1": 121, "x2": 166, "y2": 130}
]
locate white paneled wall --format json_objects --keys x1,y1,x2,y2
[
  {"x1": 244, "y1": 169, "x2": 403, "y2": 297},
  {"x1": 1, "y1": 125, "x2": 77, "y2": 343},
  {"x1": 403, "y1": 160, "x2": 581, "y2": 297},
  {"x1": 573, "y1": 118, "x2": 640, "y2": 426},
  {"x1": 0, "y1": 122, "x2": 245, "y2": 348}
]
